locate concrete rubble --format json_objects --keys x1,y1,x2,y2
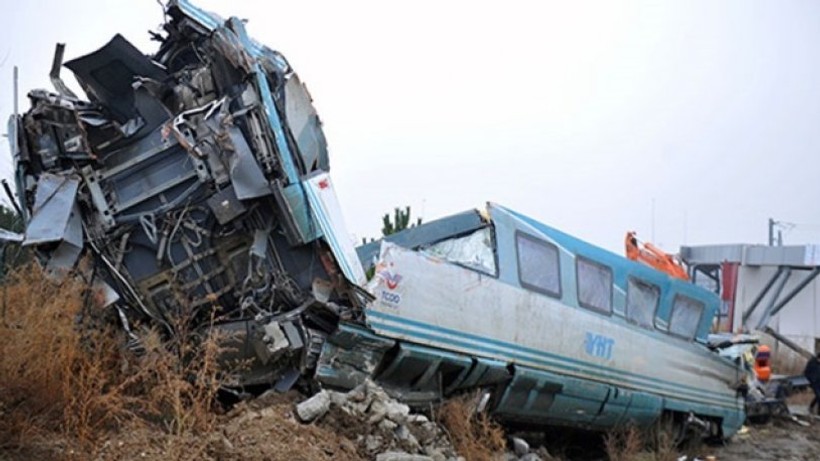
[
  {"x1": 296, "y1": 380, "x2": 461, "y2": 461},
  {"x1": 293, "y1": 380, "x2": 566, "y2": 461}
]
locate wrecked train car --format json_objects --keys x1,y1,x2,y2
[
  {"x1": 319, "y1": 204, "x2": 747, "y2": 438},
  {"x1": 8, "y1": 0, "x2": 366, "y2": 385}
]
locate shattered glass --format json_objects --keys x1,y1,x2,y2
[
  {"x1": 577, "y1": 257, "x2": 612, "y2": 314},
  {"x1": 670, "y1": 295, "x2": 704, "y2": 339},
  {"x1": 516, "y1": 234, "x2": 561, "y2": 297},
  {"x1": 626, "y1": 277, "x2": 659, "y2": 329},
  {"x1": 423, "y1": 227, "x2": 496, "y2": 276}
]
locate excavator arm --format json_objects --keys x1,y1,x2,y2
[{"x1": 625, "y1": 232, "x2": 689, "y2": 281}]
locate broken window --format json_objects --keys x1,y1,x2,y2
[
  {"x1": 669, "y1": 295, "x2": 704, "y2": 340},
  {"x1": 516, "y1": 232, "x2": 561, "y2": 298},
  {"x1": 576, "y1": 257, "x2": 612, "y2": 314},
  {"x1": 423, "y1": 227, "x2": 496, "y2": 276},
  {"x1": 626, "y1": 277, "x2": 659, "y2": 329}
]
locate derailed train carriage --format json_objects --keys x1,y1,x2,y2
[
  {"x1": 9, "y1": 0, "x2": 368, "y2": 385},
  {"x1": 320, "y1": 205, "x2": 747, "y2": 438},
  {"x1": 8, "y1": 0, "x2": 745, "y2": 439}
]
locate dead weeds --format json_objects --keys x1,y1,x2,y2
[
  {"x1": 437, "y1": 393, "x2": 506, "y2": 461},
  {"x1": 603, "y1": 423, "x2": 681, "y2": 461},
  {"x1": 0, "y1": 265, "x2": 241, "y2": 459}
]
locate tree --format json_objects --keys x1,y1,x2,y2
[
  {"x1": 0, "y1": 205, "x2": 26, "y2": 279},
  {"x1": 0, "y1": 205, "x2": 22, "y2": 233},
  {"x1": 381, "y1": 206, "x2": 422, "y2": 236},
  {"x1": 362, "y1": 206, "x2": 423, "y2": 245}
]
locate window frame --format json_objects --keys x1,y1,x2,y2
[
  {"x1": 668, "y1": 294, "x2": 705, "y2": 341},
  {"x1": 515, "y1": 231, "x2": 562, "y2": 299},
  {"x1": 575, "y1": 255, "x2": 613, "y2": 315},
  {"x1": 624, "y1": 276, "x2": 660, "y2": 330}
]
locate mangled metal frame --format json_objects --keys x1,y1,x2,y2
[{"x1": 8, "y1": 0, "x2": 366, "y2": 387}]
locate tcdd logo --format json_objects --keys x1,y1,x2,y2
[
  {"x1": 378, "y1": 270, "x2": 402, "y2": 290},
  {"x1": 381, "y1": 290, "x2": 401, "y2": 306}
]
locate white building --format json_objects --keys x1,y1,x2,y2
[{"x1": 681, "y1": 244, "x2": 820, "y2": 372}]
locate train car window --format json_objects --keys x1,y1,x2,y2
[
  {"x1": 424, "y1": 227, "x2": 497, "y2": 276},
  {"x1": 576, "y1": 257, "x2": 613, "y2": 314},
  {"x1": 515, "y1": 232, "x2": 561, "y2": 298},
  {"x1": 626, "y1": 277, "x2": 659, "y2": 329},
  {"x1": 669, "y1": 295, "x2": 704, "y2": 340}
]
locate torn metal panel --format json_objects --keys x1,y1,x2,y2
[
  {"x1": 24, "y1": 173, "x2": 80, "y2": 246},
  {"x1": 272, "y1": 180, "x2": 323, "y2": 246},
  {"x1": 64, "y1": 34, "x2": 167, "y2": 124},
  {"x1": 226, "y1": 125, "x2": 273, "y2": 199},
  {"x1": 304, "y1": 173, "x2": 367, "y2": 285},
  {"x1": 284, "y1": 74, "x2": 329, "y2": 173},
  {"x1": 0, "y1": 229, "x2": 23, "y2": 243},
  {"x1": 50, "y1": 43, "x2": 78, "y2": 99},
  {"x1": 315, "y1": 323, "x2": 396, "y2": 390}
]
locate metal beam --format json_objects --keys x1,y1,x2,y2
[
  {"x1": 763, "y1": 326, "x2": 813, "y2": 360},
  {"x1": 768, "y1": 266, "x2": 820, "y2": 318},
  {"x1": 753, "y1": 267, "x2": 791, "y2": 331},
  {"x1": 742, "y1": 266, "x2": 785, "y2": 326}
]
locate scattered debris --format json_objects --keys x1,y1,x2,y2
[
  {"x1": 296, "y1": 390, "x2": 331, "y2": 423},
  {"x1": 512, "y1": 436, "x2": 530, "y2": 457},
  {"x1": 297, "y1": 380, "x2": 460, "y2": 460}
]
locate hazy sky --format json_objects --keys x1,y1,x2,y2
[{"x1": 2, "y1": 1, "x2": 820, "y2": 254}]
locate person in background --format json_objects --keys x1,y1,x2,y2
[{"x1": 804, "y1": 352, "x2": 820, "y2": 414}]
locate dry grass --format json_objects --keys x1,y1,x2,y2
[
  {"x1": 0, "y1": 265, "x2": 135, "y2": 447},
  {"x1": 604, "y1": 423, "x2": 679, "y2": 461},
  {"x1": 437, "y1": 393, "x2": 506, "y2": 461},
  {"x1": 604, "y1": 425, "x2": 644, "y2": 461},
  {"x1": 787, "y1": 388, "x2": 816, "y2": 405},
  {"x1": 0, "y1": 264, "x2": 232, "y2": 459}
]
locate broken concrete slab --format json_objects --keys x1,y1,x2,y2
[
  {"x1": 296, "y1": 390, "x2": 331, "y2": 423},
  {"x1": 512, "y1": 436, "x2": 530, "y2": 457},
  {"x1": 375, "y1": 453, "x2": 433, "y2": 461}
]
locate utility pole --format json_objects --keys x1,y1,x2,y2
[
  {"x1": 768, "y1": 218, "x2": 785, "y2": 246},
  {"x1": 768, "y1": 218, "x2": 774, "y2": 246}
]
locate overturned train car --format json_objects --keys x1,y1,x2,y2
[
  {"x1": 320, "y1": 204, "x2": 747, "y2": 437},
  {"x1": 8, "y1": 0, "x2": 367, "y2": 385},
  {"x1": 8, "y1": 0, "x2": 745, "y2": 437}
]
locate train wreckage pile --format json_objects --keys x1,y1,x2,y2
[{"x1": 8, "y1": 0, "x2": 366, "y2": 389}]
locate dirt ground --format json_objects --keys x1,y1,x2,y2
[
  {"x1": 709, "y1": 404, "x2": 820, "y2": 461},
  {"x1": 713, "y1": 421, "x2": 820, "y2": 461},
  {"x1": 0, "y1": 391, "x2": 364, "y2": 461},
  {"x1": 4, "y1": 393, "x2": 820, "y2": 461}
]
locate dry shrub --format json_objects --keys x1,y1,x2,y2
[
  {"x1": 645, "y1": 422, "x2": 680, "y2": 461},
  {"x1": 0, "y1": 264, "x2": 234, "y2": 457},
  {"x1": 437, "y1": 393, "x2": 506, "y2": 461},
  {"x1": 605, "y1": 422, "x2": 680, "y2": 461},
  {"x1": 0, "y1": 264, "x2": 137, "y2": 448},
  {"x1": 137, "y1": 313, "x2": 228, "y2": 436},
  {"x1": 604, "y1": 425, "x2": 643, "y2": 461}
]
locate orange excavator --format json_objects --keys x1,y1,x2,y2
[{"x1": 625, "y1": 231, "x2": 689, "y2": 281}]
